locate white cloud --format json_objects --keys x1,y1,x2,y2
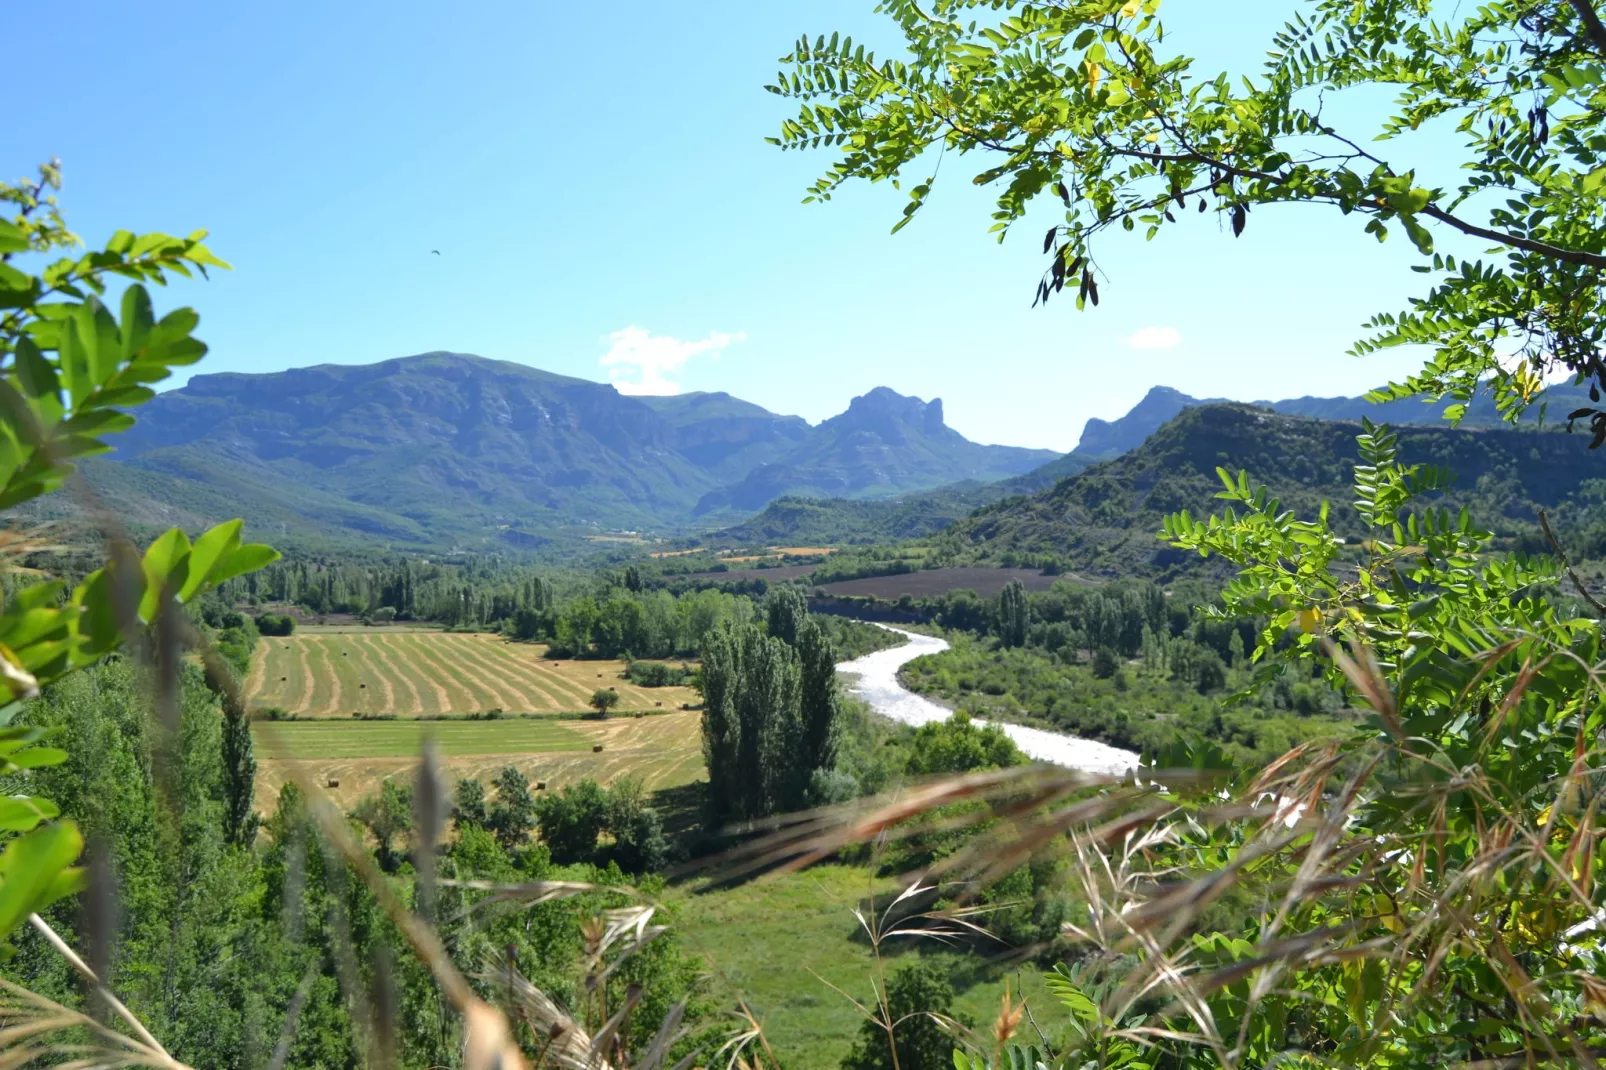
[
  {"x1": 1123, "y1": 326, "x2": 1182, "y2": 350},
  {"x1": 598, "y1": 325, "x2": 747, "y2": 396}
]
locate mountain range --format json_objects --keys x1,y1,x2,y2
[
  {"x1": 72, "y1": 353, "x2": 1056, "y2": 550},
  {"x1": 715, "y1": 383, "x2": 1599, "y2": 548},
  {"x1": 1071, "y1": 383, "x2": 1593, "y2": 459},
  {"x1": 56, "y1": 350, "x2": 1599, "y2": 557},
  {"x1": 932, "y1": 402, "x2": 1606, "y2": 576}
]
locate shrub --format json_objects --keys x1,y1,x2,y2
[
  {"x1": 256, "y1": 612, "x2": 296, "y2": 636},
  {"x1": 624, "y1": 660, "x2": 689, "y2": 687},
  {"x1": 534, "y1": 779, "x2": 610, "y2": 864},
  {"x1": 840, "y1": 960, "x2": 963, "y2": 1070},
  {"x1": 589, "y1": 688, "x2": 620, "y2": 716}
]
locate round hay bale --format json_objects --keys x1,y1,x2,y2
[{"x1": 592, "y1": 743, "x2": 604, "y2": 753}]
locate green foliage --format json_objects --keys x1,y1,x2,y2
[
  {"x1": 994, "y1": 579, "x2": 1029, "y2": 648},
  {"x1": 588, "y1": 687, "x2": 620, "y2": 716},
  {"x1": 351, "y1": 778, "x2": 413, "y2": 872},
  {"x1": 770, "y1": 0, "x2": 1606, "y2": 431},
  {"x1": 254, "y1": 612, "x2": 295, "y2": 636},
  {"x1": 0, "y1": 163, "x2": 275, "y2": 959},
  {"x1": 701, "y1": 622, "x2": 804, "y2": 820},
  {"x1": 534, "y1": 779, "x2": 609, "y2": 864},
  {"x1": 1081, "y1": 422, "x2": 1606, "y2": 1067},
  {"x1": 452, "y1": 775, "x2": 488, "y2": 828},
  {"x1": 841, "y1": 960, "x2": 963, "y2": 1070},
  {"x1": 624, "y1": 659, "x2": 691, "y2": 687},
  {"x1": 484, "y1": 764, "x2": 538, "y2": 850},
  {"x1": 903, "y1": 712, "x2": 1023, "y2": 776},
  {"x1": 701, "y1": 603, "x2": 844, "y2": 821}
]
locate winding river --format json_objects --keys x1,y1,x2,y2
[{"x1": 835, "y1": 624, "x2": 1140, "y2": 776}]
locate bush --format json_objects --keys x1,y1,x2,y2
[
  {"x1": 624, "y1": 660, "x2": 690, "y2": 687},
  {"x1": 534, "y1": 779, "x2": 610, "y2": 864},
  {"x1": 904, "y1": 712, "x2": 1023, "y2": 775},
  {"x1": 604, "y1": 778, "x2": 670, "y2": 873},
  {"x1": 256, "y1": 612, "x2": 295, "y2": 637},
  {"x1": 589, "y1": 688, "x2": 620, "y2": 716},
  {"x1": 840, "y1": 961, "x2": 964, "y2": 1070},
  {"x1": 369, "y1": 606, "x2": 397, "y2": 624}
]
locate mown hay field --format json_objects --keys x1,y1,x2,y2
[
  {"x1": 243, "y1": 631, "x2": 697, "y2": 717},
  {"x1": 252, "y1": 708, "x2": 705, "y2": 814}
]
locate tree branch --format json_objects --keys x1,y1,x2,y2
[
  {"x1": 1565, "y1": 0, "x2": 1606, "y2": 56},
  {"x1": 1538, "y1": 508, "x2": 1606, "y2": 616}
]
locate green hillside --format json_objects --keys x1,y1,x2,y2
[{"x1": 935, "y1": 404, "x2": 1606, "y2": 577}]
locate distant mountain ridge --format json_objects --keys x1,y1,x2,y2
[
  {"x1": 711, "y1": 384, "x2": 1599, "y2": 549},
  {"x1": 80, "y1": 352, "x2": 1060, "y2": 549},
  {"x1": 1073, "y1": 383, "x2": 1594, "y2": 460},
  {"x1": 693, "y1": 387, "x2": 1056, "y2": 514},
  {"x1": 939, "y1": 402, "x2": 1605, "y2": 576}
]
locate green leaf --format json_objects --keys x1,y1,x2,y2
[
  {"x1": 139, "y1": 528, "x2": 191, "y2": 623},
  {"x1": 0, "y1": 821, "x2": 86, "y2": 955},
  {"x1": 177, "y1": 519, "x2": 242, "y2": 603},
  {"x1": 208, "y1": 542, "x2": 280, "y2": 587},
  {"x1": 0, "y1": 219, "x2": 29, "y2": 254},
  {"x1": 0, "y1": 796, "x2": 59, "y2": 833}
]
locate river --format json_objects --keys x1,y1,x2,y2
[{"x1": 835, "y1": 624, "x2": 1140, "y2": 775}]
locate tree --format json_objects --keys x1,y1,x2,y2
[
  {"x1": 795, "y1": 617, "x2": 841, "y2": 775},
  {"x1": 771, "y1": 2, "x2": 1606, "y2": 436},
  {"x1": 589, "y1": 688, "x2": 620, "y2": 716},
  {"x1": 219, "y1": 689, "x2": 257, "y2": 846},
  {"x1": 995, "y1": 579, "x2": 1029, "y2": 648},
  {"x1": 699, "y1": 622, "x2": 809, "y2": 820},
  {"x1": 764, "y1": 583, "x2": 808, "y2": 646},
  {"x1": 604, "y1": 778, "x2": 670, "y2": 874},
  {"x1": 451, "y1": 777, "x2": 488, "y2": 828},
  {"x1": 534, "y1": 779, "x2": 609, "y2": 864},
  {"x1": 486, "y1": 765, "x2": 536, "y2": 849},
  {"x1": 841, "y1": 961, "x2": 962, "y2": 1070},
  {"x1": 352, "y1": 779, "x2": 413, "y2": 873}
]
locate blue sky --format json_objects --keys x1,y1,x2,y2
[{"x1": 13, "y1": 1, "x2": 1455, "y2": 451}]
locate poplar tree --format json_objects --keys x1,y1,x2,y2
[{"x1": 996, "y1": 579, "x2": 1030, "y2": 648}]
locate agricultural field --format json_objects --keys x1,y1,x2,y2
[
  {"x1": 817, "y1": 567, "x2": 1064, "y2": 600},
  {"x1": 253, "y1": 708, "x2": 704, "y2": 813},
  {"x1": 243, "y1": 630, "x2": 697, "y2": 717}
]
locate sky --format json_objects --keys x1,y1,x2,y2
[{"x1": 12, "y1": 1, "x2": 1464, "y2": 451}]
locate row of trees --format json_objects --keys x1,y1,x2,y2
[{"x1": 701, "y1": 587, "x2": 842, "y2": 821}]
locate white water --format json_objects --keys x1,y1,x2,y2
[{"x1": 835, "y1": 624, "x2": 1140, "y2": 776}]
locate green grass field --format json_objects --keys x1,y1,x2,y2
[
  {"x1": 673, "y1": 865, "x2": 1065, "y2": 1068},
  {"x1": 252, "y1": 718, "x2": 589, "y2": 758},
  {"x1": 243, "y1": 630, "x2": 698, "y2": 717}
]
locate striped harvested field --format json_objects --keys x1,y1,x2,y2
[
  {"x1": 251, "y1": 718, "x2": 589, "y2": 759},
  {"x1": 252, "y1": 710, "x2": 705, "y2": 814},
  {"x1": 243, "y1": 631, "x2": 697, "y2": 717}
]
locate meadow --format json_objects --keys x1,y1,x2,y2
[
  {"x1": 673, "y1": 864, "x2": 1063, "y2": 1067},
  {"x1": 243, "y1": 629, "x2": 698, "y2": 716}
]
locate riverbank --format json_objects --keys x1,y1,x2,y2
[{"x1": 835, "y1": 624, "x2": 1140, "y2": 775}]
